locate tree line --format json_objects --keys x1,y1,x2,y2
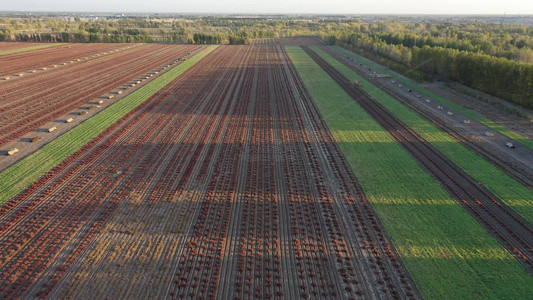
[{"x1": 327, "y1": 31, "x2": 533, "y2": 109}]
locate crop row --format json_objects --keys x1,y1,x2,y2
[
  {"x1": 252, "y1": 38, "x2": 324, "y2": 46},
  {"x1": 49, "y1": 45, "x2": 243, "y2": 299},
  {"x1": 46, "y1": 45, "x2": 258, "y2": 299},
  {"x1": 30, "y1": 44, "x2": 418, "y2": 299},
  {"x1": 0, "y1": 45, "x2": 218, "y2": 299},
  {"x1": 1, "y1": 44, "x2": 419, "y2": 299},
  {"x1": 168, "y1": 44, "x2": 418, "y2": 299}
]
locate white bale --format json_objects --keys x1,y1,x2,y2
[{"x1": 7, "y1": 148, "x2": 19, "y2": 156}]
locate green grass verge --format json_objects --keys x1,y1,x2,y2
[
  {"x1": 312, "y1": 46, "x2": 533, "y2": 226},
  {"x1": 0, "y1": 45, "x2": 218, "y2": 204},
  {"x1": 286, "y1": 45, "x2": 533, "y2": 300},
  {"x1": 0, "y1": 43, "x2": 68, "y2": 55},
  {"x1": 332, "y1": 45, "x2": 533, "y2": 150}
]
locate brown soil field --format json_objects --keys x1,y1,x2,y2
[{"x1": 0, "y1": 45, "x2": 418, "y2": 299}]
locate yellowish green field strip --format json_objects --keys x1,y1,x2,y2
[
  {"x1": 0, "y1": 45, "x2": 218, "y2": 204},
  {"x1": 286, "y1": 45, "x2": 533, "y2": 300},
  {"x1": 0, "y1": 43, "x2": 68, "y2": 55}
]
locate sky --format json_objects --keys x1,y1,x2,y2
[{"x1": 2, "y1": 0, "x2": 533, "y2": 15}]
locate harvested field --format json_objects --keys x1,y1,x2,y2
[
  {"x1": 0, "y1": 44, "x2": 201, "y2": 147},
  {"x1": 0, "y1": 45, "x2": 417, "y2": 299}
]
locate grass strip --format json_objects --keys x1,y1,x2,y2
[
  {"x1": 313, "y1": 46, "x2": 533, "y2": 226},
  {"x1": 286, "y1": 45, "x2": 533, "y2": 300},
  {"x1": 333, "y1": 45, "x2": 533, "y2": 150},
  {"x1": 0, "y1": 45, "x2": 218, "y2": 203},
  {"x1": 0, "y1": 43, "x2": 68, "y2": 55}
]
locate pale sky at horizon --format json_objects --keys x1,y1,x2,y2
[{"x1": 1, "y1": 0, "x2": 532, "y2": 15}]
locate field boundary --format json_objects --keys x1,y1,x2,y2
[
  {"x1": 332, "y1": 45, "x2": 533, "y2": 150},
  {"x1": 0, "y1": 45, "x2": 218, "y2": 204},
  {"x1": 0, "y1": 43, "x2": 68, "y2": 55}
]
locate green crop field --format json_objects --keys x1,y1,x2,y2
[
  {"x1": 332, "y1": 45, "x2": 533, "y2": 151},
  {"x1": 311, "y1": 46, "x2": 533, "y2": 226},
  {"x1": 0, "y1": 43, "x2": 68, "y2": 55},
  {"x1": 0, "y1": 45, "x2": 218, "y2": 204},
  {"x1": 285, "y1": 45, "x2": 533, "y2": 300}
]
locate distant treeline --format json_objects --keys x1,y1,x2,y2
[
  {"x1": 0, "y1": 31, "x2": 276, "y2": 45},
  {"x1": 0, "y1": 31, "x2": 268, "y2": 45},
  {"x1": 323, "y1": 32, "x2": 533, "y2": 109},
  {"x1": 0, "y1": 17, "x2": 283, "y2": 45},
  {"x1": 2, "y1": 32, "x2": 155, "y2": 43},
  {"x1": 2, "y1": 16, "x2": 533, "y2": 108}
]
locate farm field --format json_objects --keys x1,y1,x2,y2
[
  {"x1": 0, "y1": 42, "x2": 49, "y2": 51},
  {"x1": 253, "y1": 37, "x2": 324, "y2": 46},
  {"x1": 1, "y1": 37, "x2": 532, "y2": 300},
  {"x1": 0, "y1": 45, "x2": 216, "y2": 205},
  {"x1": 0, "y1": 43, "x2": 201, "y2": 148},
  {"x1": 0, "y1": 42, "x2": 129, "y2": 76},
  {"x1": 0, "y1": 42, "x2": 66, "y2": 55},
  {"x1": 285, "y1": 45, "x2": 533, "y2": 299},
  {"x1": 309, "y1": 46, "x2": 533, "y2": 245},
  {"x1": 0, "y1": 44, "x2": 417, "y2": 299}
]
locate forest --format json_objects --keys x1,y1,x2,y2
[{"x1": 1, "y1": 14, "x2": 532, "y2": 108}]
